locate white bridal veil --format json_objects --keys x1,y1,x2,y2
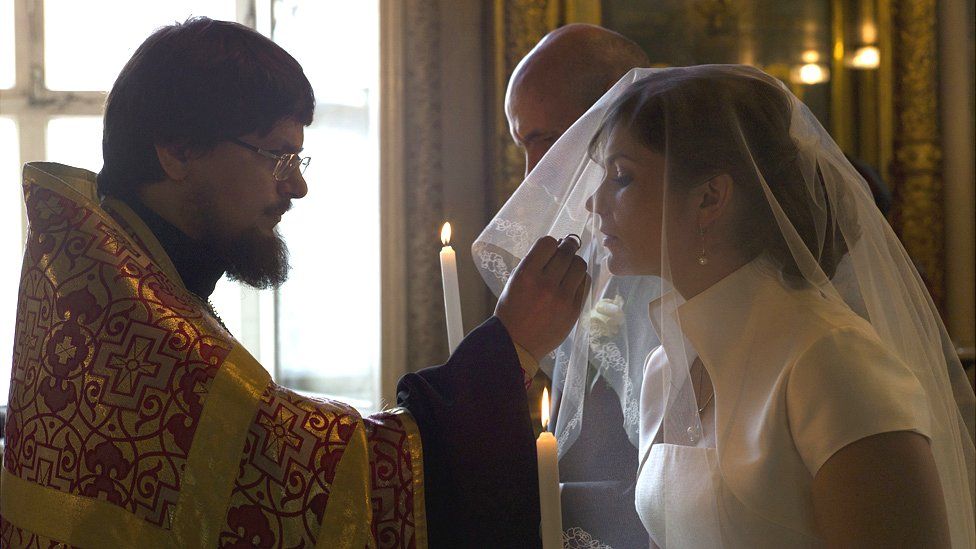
[{"x1": 474, "y1": 65, "x2": 975, "y2": 546}]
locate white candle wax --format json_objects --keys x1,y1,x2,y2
[
  {"x1": 439, "y1": 223, "x2": 464, "y2": 353},
  {"x1": 537, "y1": 388, "x2": 562, "y2": 548}
]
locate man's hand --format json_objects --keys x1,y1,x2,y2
[{"x1": 495, "y1": 235, "x2": 590, "y2": 361}]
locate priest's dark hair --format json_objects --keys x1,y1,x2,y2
[{"x1": 97, "y1": 17, "x2": 315, "y2": 199}]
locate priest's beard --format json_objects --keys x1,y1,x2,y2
[
  {"x1": 193, "y1": 191, "x2": 291, "y2": 290},
  {"x1": 220, "y1": 225, "x2": 290, "y2": 289}
]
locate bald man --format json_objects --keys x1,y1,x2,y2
[
  {"x1": 506, "y1": 24, "x2": 652, "y2": 548},
  {"x1": 507, "y1": 23, "x2": 649, "y2": 176}
]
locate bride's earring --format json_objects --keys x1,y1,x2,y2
[{"x1": 697, "y1": 224, "x2": 708, "y2": 265}]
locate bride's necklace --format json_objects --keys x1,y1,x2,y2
[{"x1": 694, "y1": 359, "x2": 714, "y2": 414}]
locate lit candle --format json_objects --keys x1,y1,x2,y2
[
  {"x1": 537, "y1": 387, "x2": 562, "y2": 548},
  {"x1": 439, "y1": 222, "x2": 464, "y2": 353}
]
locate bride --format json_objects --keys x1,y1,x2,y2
[{"x1": 474, "y1": 65, "x2": 975, "y2": 547}]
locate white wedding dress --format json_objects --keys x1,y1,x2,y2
[{"x1": 635, "y1": 257, "x2": 935, "y2": 547}]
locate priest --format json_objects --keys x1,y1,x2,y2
[{"x1": 0, "y1": 18, "x2": 588, "y2": 548}]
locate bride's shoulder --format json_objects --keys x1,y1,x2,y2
[
  {"x1": 780, "y1": 283, "x2": 878, "y2": 343},
  {"x1": 771, "y1": 286, "x2": 900, "y2": 374},
  {"x1": 787, "y1": 322, "x2": 912, "y2": 397}
]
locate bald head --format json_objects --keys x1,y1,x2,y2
[{"x1": 506, "y1": 24, "x2": 649, "y2": 176}]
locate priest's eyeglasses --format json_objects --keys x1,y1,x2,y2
[{"x1": 230, "y1": 138, "x2": 311, "y2": 181}]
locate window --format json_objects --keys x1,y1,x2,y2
[
  {"x1": 0, "y1": 116, "x2": 20, "y2": 405},
  {"x1": 266, "y1": 1, "x2": 381, "y2": 410},
  {"x1": 43, "y1": 0, "x2": 237, "y2": 91},
  {"x1": 0, "y1": 0, "x2": 382, "y2": 413},
  {"x1": 0, "y1": 0, "x2": 14, "y2": 89}
]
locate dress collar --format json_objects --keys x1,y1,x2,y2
[
  {"x1": 647, "y1": 290, "x2": 698, "y2": 370},
  {"x1": 647, "y1": 256, "x2": 787, "y2": 376}
]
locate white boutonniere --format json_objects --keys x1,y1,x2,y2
[{"x1": 588, "y1": 295, "x2": 625, "y2": 340}]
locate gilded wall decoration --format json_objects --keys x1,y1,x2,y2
[{"x1": 890, "y1": 0, "x2": 944, "y2": 308}]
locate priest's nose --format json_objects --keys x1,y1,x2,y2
[{"x1": 280, "y1": 171, "x2": 308, "y2": 199}]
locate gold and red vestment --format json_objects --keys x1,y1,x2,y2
[{"x1": 1, "y1": 163, "x2": 426, "y2": 548}]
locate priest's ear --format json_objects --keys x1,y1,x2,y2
[{"x1": 153, "y1": 142, "x2": 192, "y2": 182}]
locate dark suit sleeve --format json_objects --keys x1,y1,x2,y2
[{"x1": 397, "y1": 316, "x2": 541, "y2": 548}]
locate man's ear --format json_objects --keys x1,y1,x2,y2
[
  {"x1": 153, "y1": 143, "x2": 190, "y2": 181},
  {"x1": 697, "y1": 173, "x2": 734, "y2": 228}
]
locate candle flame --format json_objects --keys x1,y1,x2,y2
[
  {"x1": 541, "y1": 387, "x2": 550, "y2": 430},
  {"x1": 440, "y1": 222, "x2": 452, "y2": 246}
]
